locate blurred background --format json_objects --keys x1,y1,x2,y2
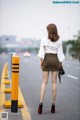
[
  {"x1": 0, "y1": 0, "x2": 80, "y2": 60},
  {"x1": 0, "y1": 1, "x2": 80, "y2": 120}
]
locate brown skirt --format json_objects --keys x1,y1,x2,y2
[{"x1": 42, "y1": 53, "x2": 59, "y2": 71}]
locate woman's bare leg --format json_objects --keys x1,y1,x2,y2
[
  {"x1": 51, "y1": 71, "x2": 57, "y2": 104},
  {"x1": 40, "y1": 71, "x2": 49, "y2": 103}
]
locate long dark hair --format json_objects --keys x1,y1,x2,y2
[{"x1": 46, "y1": 24, "x2": 59, "y2": 42}]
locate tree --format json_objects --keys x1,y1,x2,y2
[{"x1": 65, "y1": 38, "x2": 80, "y2": 59}]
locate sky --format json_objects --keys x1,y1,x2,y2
[{"x1": 0, "y1": 0, "x2": 80, "y2": 41}]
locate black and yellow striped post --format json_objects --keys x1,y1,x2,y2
[{"x1": 11, "y1": 56, "x2": 20, "y2": 112}]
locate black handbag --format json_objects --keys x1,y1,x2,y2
[{"x1": 58, "y1": 66, "x2": 65, "y2": 84}]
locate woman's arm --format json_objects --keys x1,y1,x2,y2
[
  {"x1": 57, "y1": 41, "x2": 65, "y2": 63},
  {"x1": 40, "y1": 58, "x2": 44, "y2": 67}
]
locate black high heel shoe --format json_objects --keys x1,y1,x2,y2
[
  {"x1": 51, "y1": 104, "x2": 55, "y2": 113},
  {"x1": 38, "y1": 103, "x2": 43, "y2": 114}
]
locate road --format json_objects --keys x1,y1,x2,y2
[
  {"x1": 0, "y1": 55, "x2": 8, "y2": 84},
  {"x1": 0, "y1": 54, "x2": 80, "y2": 120}
]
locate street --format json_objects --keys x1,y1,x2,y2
[{"x1": 0, "y1": 54, "x2": 80, "y2": 120}]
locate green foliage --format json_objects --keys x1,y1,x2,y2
[
  {"x1": 0, "y1": 48, "x2": 8, "y2": 53},
  {"x1": 62, "y1": 42, "x2": 67, "y2": 54},
  {"x1": 71, "y1": 40, "x2": 80, "y2": 52},
  {"x1": 66, "y1": 38, "x2": 80, "y2": 56}
]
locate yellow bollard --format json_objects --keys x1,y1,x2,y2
[
  {"x1": 4, "y1": 88, "x2": 11, "y2": 94},
  {"x1": 11, "y1": 56, "x2": 20, "y2": 112},
  {"x1": 4, "y1": 80, "x2": 10, "y2": 85}
]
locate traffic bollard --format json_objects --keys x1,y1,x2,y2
[{"x1": 11, "y1": 56, "x2": 20, "y2": 113}]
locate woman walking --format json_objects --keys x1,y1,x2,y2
[{"x1": 38, "y1": 23, "x2": 65, "y2": 114}]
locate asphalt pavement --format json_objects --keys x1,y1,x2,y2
[
  {"x1": 0, "y1": 54, "x2": 80, "y2": 120},
  {"x1": 0, "y1": 55, "x2": 7, "y2": 84},
  {"x1": 20, "y1": 56, "x2": 80, "y2": 120}
]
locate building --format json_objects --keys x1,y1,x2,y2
[
  {"x1": 20, "y1": 38, "x2": 40, "y2": 48},
  {"x1": 0, "y1": 35, "x2": 41, "y2": 53},
  {"x1": 0, "y1": 35, "x2": 16, "y2": 48}
]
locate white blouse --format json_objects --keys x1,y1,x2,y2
[{"x1": 38, "y1": 36, "x2": 65, "y2": 62}]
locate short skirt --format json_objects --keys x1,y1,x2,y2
[{"x1": 42, "y1": 53, "x2": 59, "y2": 71}]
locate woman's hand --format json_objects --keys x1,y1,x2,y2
[
  {"x1": 59, "y1": 62, "x2": 62, "y2": 69},
  {"x1": 40, "y1": 58, "x2": 44, "y2": 67},
  {"x1": 41, "y1": 61, "x2": 43, "y2": 67}
]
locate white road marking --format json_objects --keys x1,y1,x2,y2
[{"x1": 67, "y1": 74, "x2": 78, "y2": 80}]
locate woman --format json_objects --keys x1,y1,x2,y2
[{"x1": 38, "y1": 23, "x2": 65, "y2": 114}]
